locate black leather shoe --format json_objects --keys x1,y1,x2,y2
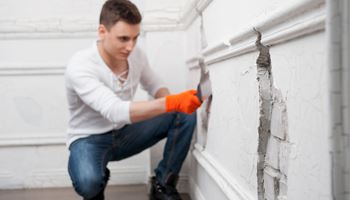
[
  {"x1": 150, "y1": 176, "x2": 182, "y2": 200},
  {"x1": 84, "y1": 168, "x2": 110, "y2": 200}
]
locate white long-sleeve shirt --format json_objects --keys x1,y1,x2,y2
[{"x1": 65, "y1": 41, "x2": 165, "y2": 147}]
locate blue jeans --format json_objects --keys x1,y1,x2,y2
[{"x1": 68, "y1": 112, "x2": 196, "y2": 199}]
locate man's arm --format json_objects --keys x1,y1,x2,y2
[
  {"x1": 129, "y1": 87, "x2": 169, "y2": 123},
  {"x1": 129, "y1": 98, "x2": 166, "y2": 123},
  {"x1": 154, "y1": 87, "x2": 170, "y2": 98},
  {"x1": 129, "y1": 90, "x2": 201, "y2": 123}
]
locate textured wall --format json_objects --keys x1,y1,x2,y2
[
  {"x1": 0, "y1": 1, "x2": 335, "y2": 199},
  {"x1": 186, "y1": 0, "x2": 331, "y2": 199}
]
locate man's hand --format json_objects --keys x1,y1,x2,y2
[{"x1": 165, "y1": 90, "x2": 202, "y2": 114}]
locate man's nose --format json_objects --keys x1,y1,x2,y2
[{"x1": 126, "y1": 40, "x2": 136, "y2": 51}]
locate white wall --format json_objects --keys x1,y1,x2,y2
[
  {"x1": 0, "y1": 0, "x2": 197, "y2": 190},
  {"x1": 0, "y1": 1, "x2": 337, "y2": 199},
  {"x1": 144, "y1": 30, "x2": 193, "y2": 192},
  {"x1": 0, "y1": 0, "x2": 165, "y2": 189},
  {"x1": 185, "y1": 0, "x2": 332, "y2": 200}
]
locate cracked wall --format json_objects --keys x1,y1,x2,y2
[
  {"x1": 255, "y1": 30, "x2": 290, "y2": 200},
  {"x1": 188, "y1": 32, "x2": 331, "y2": 199},
  {"x1": 186, "y1": 1, "x2": 331, "y2": 200}
]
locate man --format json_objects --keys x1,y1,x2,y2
[{"x1": 65, "y1": 0, "x2": 202, "y2": 200}]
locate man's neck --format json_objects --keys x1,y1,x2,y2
[{"x1": 97, "y1": 43, "x2": 128, "y2": 75}]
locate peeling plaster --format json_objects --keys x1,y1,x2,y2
[
  {"x1": 254, "y1": 29, "x2": 290, "y2": 200},
  {"x1": 198, "y1": 95, "x2": 212, "y2": 149},
  {"x1": 255, "y1": 29, "x2": 273, "y2": 200}
]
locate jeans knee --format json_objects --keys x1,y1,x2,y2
[
  {"x1": 73, "y1": 173, "x2": 104, "y2": 198},
  {"x1": 178, "y1": 112, "x2": 197, "y2": 127}
]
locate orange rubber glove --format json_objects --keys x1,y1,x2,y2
[{"x1": 165, "y1": 90, "x2": 202, "y2": 114}]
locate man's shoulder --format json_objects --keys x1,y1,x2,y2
[{"x1": 65, "y1": 46, "x2": 100, "y2": 80}]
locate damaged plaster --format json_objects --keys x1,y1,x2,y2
[
  {"x1": 255, "y1": 29, "x2": 273, "y2": 200},
  {"x1": 254, "y1": 29, "x2": 290, "y2": 200},
  {"x1": 198, "y1": 95, "x2": 212, "y2": 149}
]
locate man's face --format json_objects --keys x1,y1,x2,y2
[{"x1": 98, "y1": 21, "x2": 140, "y2": 61}]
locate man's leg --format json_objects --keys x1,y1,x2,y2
[
  {"x1": 68, "y1": 133, "x2": 113, "y2": 200},
  {"x1": 111, "y1": 112, "x2": 196, "y2": 199},
  {"x1": 153, "y1": 112, "x2": 196, "y2": 184},
  {"x1": 152, "y1": 113, "x2": 196, "y2": 200}
]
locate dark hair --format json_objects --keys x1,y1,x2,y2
[{"x1": 99, "y1": 0, "x2": 142, "y2": 30}]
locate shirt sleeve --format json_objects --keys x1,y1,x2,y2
[
  {"x1": 139, "y1": 52, "x2": 166, "y2": 97},
  {"x1": 66, "y1": 63, "x2": 131, "y2": 124}
]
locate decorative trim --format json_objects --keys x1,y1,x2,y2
[
  {"x1": 0, "y1": 18, "x2": 98, "y2": 39},
  {"x1": 0, "y1": 0, "x2": 213, "y2": 38},
  {"x1": 0, "y1": 166, "x2": 147, "y2": 189},
  {"x1": 109, "y1": 166, "x2": 148, "y2": 185},
  {"x1": 0, "y1": 172, "x2": 23, "y2": 189},
  {"x1": 192, "y1": 144, "x2": 255, "y2": 200},
  {"x1": 187, "y1": 0, "x2": 326, "y2": 69},
  {"x1": 177, "y1": 175, "x2": 190, "y2": 193},
  {"x1": 179, "y1": 0, "x2": 213, "y2": 30},
  {"x1": 141, "y1": 7, "x2": 182, "y2": 32},
  {"x1": 189, "y1": 177, "x2": 206, "y2": 200},
  {"x1": 0, "y1": 134, "x2": 66, "y2": 147},
  {"x1": 141, "y1": 0, "x2": 213, "y2": 31},
  {"x1": 0, "y1": 32, "x2": 97, "y2": 40},
  {"x1": 0, "y1": 64, "x2": 65, "y2": 76}
]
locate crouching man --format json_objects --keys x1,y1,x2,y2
[{"x1": 65, "y1": 0, "x2": 202, "y2": 199}]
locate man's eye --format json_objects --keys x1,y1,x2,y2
[{"x1": 119, "y1": 37, "x2": 129, "y2": 42}]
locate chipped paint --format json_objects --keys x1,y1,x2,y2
[
  {"x1": 255, "y1": 29, "x2": 290, "y2": 200},
  {"x1": 255, "y1": 29, "x2": 273, "y2": 200}
]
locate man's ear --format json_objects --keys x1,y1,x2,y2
[{"x1": 98, "y1": 24, "x2": 107, "y2": 40}]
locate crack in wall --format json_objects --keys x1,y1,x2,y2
[
  {"x1": 198, "y1": 94, "x2": 212, "y2": 149},
  {"x1": 254, "y1": 29, "x2": 273, "y2": 200},
  {"x1": 254, "y1": 29, "x2": 290, "y2": 200}
]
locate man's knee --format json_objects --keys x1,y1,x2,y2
[
  {"x1": 175, "y1": 112, "x2": 197, "y2": 140},
  {"x1": 177, "y1": 112, "x2": 197, "y2": 127},
  {"x1": 72, "y1": 172, "x2": 104, "y2": 199}
]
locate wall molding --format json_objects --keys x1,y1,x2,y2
[
  {"x1": 192, "y1": 144, "x2": 255, "y2": 200},
  {"x1": 177, "y1": 175, "x2": 190, "y2": 193},
  {"x1": 0, "y1": 134, "x2": 66, "y2": 147},
  {"x1": 189, "y1": 177, "x2": 206, "y2": 200},
  {"x1": 0, "y1": 18, "x2": 98, "y2": 39},
  {"x1": 177, "y1": 0, "x2": 213, "y2": 31},
  {"x1": 0, "y1": 32, "x2": 97, "y2": 40},
  {"x1": 0, "y1": 63, "x2": 65, "y2": 76},
  {"x1": 0, "y1": 0, "x2": 213, "y2": 39},
  {"x1": 0, "y1": 166, "x2": 147, "y2": 189},
  {"x1": 186, "y1": 0, "x2": 326, "y2": 69}
]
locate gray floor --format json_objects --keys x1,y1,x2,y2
[{"x1": 0, "y1": 185, "x2": 191, "y2": 200}]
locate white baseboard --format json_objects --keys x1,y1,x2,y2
[
  {"x1": 108, "y1": 166, "x2": 148, "y2": 185},
  {"x1": 189, "y1": 177, "x2": 206, "y2": 200},
  {"x1": 191, "y1": 144, "x2": 256, "y2": 200},
  {"x1": 0, "y1": 166, "x2": 148, "y2": 189}
]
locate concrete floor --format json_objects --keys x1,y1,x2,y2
[{"x1": 0, "y1": 185, "x2": 191, "y2": 200}]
